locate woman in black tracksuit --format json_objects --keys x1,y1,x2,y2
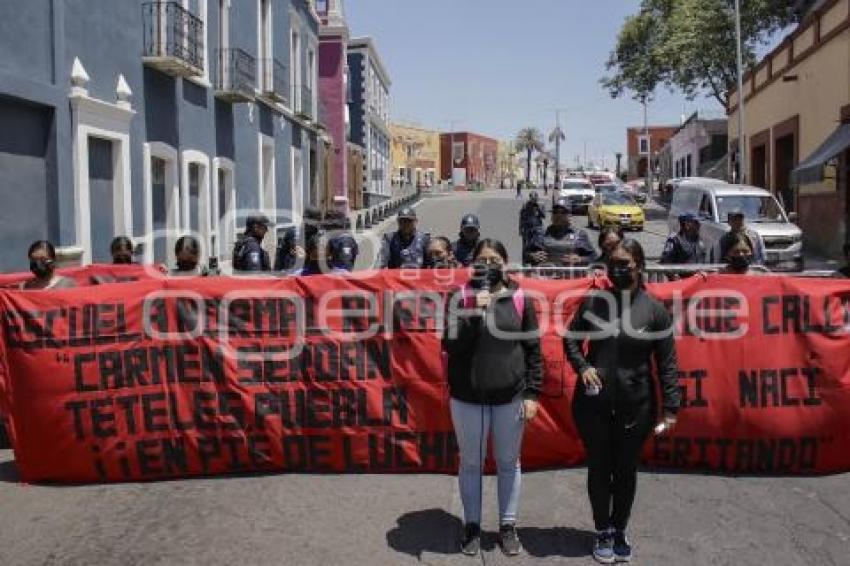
[{"x1": 564, "y1": 239, "x2": 681, "y2": 564}]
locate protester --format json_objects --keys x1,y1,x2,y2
[
  {"x1": 594, "y1": 226, "x2": 624, "y2": 265},
  {"x1": 660, "y1": 212, "x2": 705, "y2": 264},
  {"x1": 427, "y1": 236, "x2": 458, "y2": 268},
  {"x1": 714, "y1": 210, "x2": 765, "y2": 264},
  {"x1": 443, "y1": 239, "x2": 542, "y2": 557},
  {"x1": 294, "y1": 231, "x2": 325, "y2": 276},
  {"x1": 518, "y1": 191, "x2": 545, "y2": 249},
  {"x1": 524, "y1": 197, "x2": 594, "y2": 267},
  {"x1": 720, "y1": 232, "x2": 759, "y2": 275},
  {"x1": 453, "y1": 213, "x2": 481, "y2": 267},
  {"x1": 836, "y1": 242, "x2": 850, "y2": 278},
  {"x1": 274, "y1": 206, "x2": 321, "y2": 271},
  {"x1": 169, "y1": 236, "x2": 205, "y2": 276},
  {"x1": 20, "y1": 240, "x2": 76, "y2": 290},
  {"x1": 378, "y1": 207, "x2": 430, "y2": 268},
  {"x1": 564, "y1": 239, "x2": 680, "y2": 564},
  {"x1": 110, "y1": 236, "x2": 134, "y2": 264}
]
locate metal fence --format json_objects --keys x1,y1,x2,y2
[
  {"x1": 261, "y1": 58, "x2": 288, "y2": 104},
  {"x1": 214, "y1": 48, "x2": 256, "y2": 100},
  {"x1": 142, "y1": 1, "x2": 204, "y2": 72},
  {"x1": 503, "y1": 263, "x2": 836, "y2": 283}
]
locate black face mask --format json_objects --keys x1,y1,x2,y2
[
  {"x1": 486, "y1": 265, "x2": 504, "y2": 287},
  {"x1": 431, "y1": 258, "x2": 451, "y2": 269},
  {"x1": 113, "y1": 255, "x2": 133, "y2": 265},
  {"x1": 729, "y1": 255, "x2": 751, "y2": 272},
  {"x1": 30, "y1": 258, "x2": 53, "y2": 279},
  {"x1": 609, "y1": 265, "x2": 635, "y2": 289},
  {"x1": 176, "y1": 261, "x2": 197, "y2": 272}
]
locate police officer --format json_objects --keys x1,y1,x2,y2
[
  {"x1": 233, "y1": 215, "x2": 271, "y2": 272},
  {"x1": 327, "y1": 232, "x2": 359, "y2": 273},
  {"x1": 660, "y1": 212, "x2": 706, "y2": 264},
  {"x1": 518, "y1": 191, "x2": 546, "y2": 249},
  {"x1": 452, "y1": 213, "x2": 481, "y2": 267},
  {"x1": 524, "y1": 197, "x2": 595, "y2": 267},
  {"x1": 378, "y1": 206, "x2": 430, "y2": 268}
]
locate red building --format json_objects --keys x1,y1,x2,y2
[
  {"x1": 626, "y1": 126, "x2": 677, "y2": 179},
  {"x1": 440, "y1": 132, "x2": 499, "y2": 189}
]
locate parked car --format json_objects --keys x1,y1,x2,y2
[
  {"x1": 620, "y1": 183, "x2": 648, "y2": 203},
  {"x1": 668, "y1": 183, "x2": 803, "y2": 272},
  {"x1": 593, "y1": 183, "x2": 620, "y2": 194},
  {"x1": 588, "y1": 191, "x2": 645, "y2": 231},
  {"x1": 556, "y1": 178, "x2": 596, "y2": 214},
  {"x1": 587, "y1": 172, "x2": 617, "y2": 186}
]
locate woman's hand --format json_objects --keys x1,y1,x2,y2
[
  {"x1": 654, "y1": 414, "x2": 678, "y2": 435},
  {"x1": 522, "y1": 399, "x2": 539, "y2": 421},
  {"x1": 581, "y1": 367, "x2": 603, "y2": 390}
]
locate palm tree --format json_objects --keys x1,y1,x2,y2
[
  {"x1": 541, "y1": 150, "x2": 552, "y2": 188},
  {"x1": 515, "y1": 128, "x2": 544, "y2": 184}
]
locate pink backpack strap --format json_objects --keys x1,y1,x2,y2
[{"x1": 513, "y1": 288, "x2": 525, "y2": 324}]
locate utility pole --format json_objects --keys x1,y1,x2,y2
[
  {"x1": 643, "y1": 98, "x2": 653, "y2": 199},
  {"x1": 734, "y1": 0, "x2": 747, "y2": 184},
  {"x1": 549, "y1": 108, "x2": 567, "y2": 187}
]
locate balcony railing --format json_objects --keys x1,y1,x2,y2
[
  {"x1": 297, "y1": 85, "x2": 314, "y2": 120},
  {"x1": 142, "y1": 1, "x2": 204, "y2": 78},
  {"x1": 260, "y1": 59, "x2": 288, "y2": 105},
  {"x1": 214, "y1": 48, "x2": 256, "y2": 102}
]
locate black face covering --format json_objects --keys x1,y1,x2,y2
[
  {"x1": 609, "y1": 264, "x2": 635, "y2": 289},
  {"x1": 113, "y1": 255, "x2": 133, "y2": 265},
  {"x1": 176, "y1": 261, "x2": 198, "y2": 272},
  {"x1": 729, "y1": 255, "x2": 751, "y2": 272},
  {"x1": 486, "y1": 265, "x2": 504, "y2": 287},
  {"x1": 30, "y1": 258, "x2": 53, "y2": 279}
]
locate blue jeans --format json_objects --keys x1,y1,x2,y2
[{"x1": 450, "y1": 398, "x2": 525, "y2": 525}]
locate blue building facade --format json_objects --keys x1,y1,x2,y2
[{"x1": 0, "y1": 0, "x2": 327, "y2": 271}]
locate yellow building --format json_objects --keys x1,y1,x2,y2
[
  {"x1": 390, "y1": 123, "x2": 441, "y2": 188},
  {"x1": 728, "y1": 0, "x2": 850, "y2": 257}
]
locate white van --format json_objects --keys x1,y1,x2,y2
[{"x1": 668, "y1": 183, "x2": 803, "y2": 272}]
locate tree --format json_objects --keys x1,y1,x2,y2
[
  {"x1": 515, "y1": 128, "x2": 544, "y2": 184},
  {"x1": 603, "y1": 0, "x2": 799, "y2": 107},
  {"x1": 549, "y1": 126, "x2": 566, "y2": 183}
]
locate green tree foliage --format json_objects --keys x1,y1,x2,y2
[
  {"x1": 603, "y1": 0, "x2": 799, "y2": 107},
  {"x1": 515, "y1": 128, "x2": 544, "y2": 183}
]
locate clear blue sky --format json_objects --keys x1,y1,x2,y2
[{"x1": 346, "y1": 0, "x2": 728, "y2": 169}]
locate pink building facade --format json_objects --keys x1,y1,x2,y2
[{"x1": 318, "y1": 0, "x2": 350, "y2": 212}]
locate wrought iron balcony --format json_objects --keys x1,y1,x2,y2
[
  {"x1": 214, "y1": 48, "x2": 256, "y2": 102},
  {"x1": 142, "y1": 2, "x2": 204, "y2": 78},
  {"x1": 259, "y1": 59, "x2": 288, "y2": 104},
  {"x1": 298, "y1": 85, "x2": 314, "y2": 120}
]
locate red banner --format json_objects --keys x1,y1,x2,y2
[{"x1": 0, "y1": 271, "x2": 848, "y2": 483}]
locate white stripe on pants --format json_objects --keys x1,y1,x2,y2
[{"x1": 450, "y1": 397, "x2": 524, "y2": 525}]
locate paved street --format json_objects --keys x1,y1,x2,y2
[
  {"x1": 1, "y1": 190, "x2": 849, "y2": 566},
  {"x1": 363, "y1": 188, "x2": 672, "y2": 269}
]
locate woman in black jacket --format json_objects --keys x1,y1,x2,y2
[
  {"x1": 443, "y1": 239, "x2": 542, "y2": 558},
  {"x1": 564, "y1": 239, "x2": 680, "y2": 564}
]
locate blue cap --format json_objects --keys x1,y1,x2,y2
[
  {"x1": 328, "y1": 234, "x2": 359, "y2": 270},
  {"x1": 678, "y1": 212, "x2": 698, "y2": 223}
]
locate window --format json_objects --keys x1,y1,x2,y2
[
  {"x1": 181, "y1": 150, "x2": 211, "y2": 262},
  {"x1": 291, "y1": 30, "x2": 301, "y2": 110},
  {"x1": 212, "y1": 158, "x2": 235, "y2": 261},
  {"x1": 144, "y1": 143, "x2": 180, "y2": 265},
  {"x1": 698, "y1": 194, "x2": 715, "y2": 221},
  {"x1": 686, "y1": 154, "x2": 693, "y2": 177},
  {"x1": 638, "y1": 136, "x2": 649, "y2": 154},
  {"x1": 307, "y1": 48, "x2": 316, "y2": 116},
  {"x1": 258, "y1": 0, "x2": 272, "y2": 91},
  {"x1": 182, "y1": 0, "x2": 209, "y2": 84}
]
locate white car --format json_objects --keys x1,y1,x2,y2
[{"x1": 556, "y1": 178, "x2": 596, "y2": 214}]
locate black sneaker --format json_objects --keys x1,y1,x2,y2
[
  {"x1": 460, "y1": 523, "x2": 480, "y2": 556},
  {"x1": 498, "y1": 523, "x2": 523, "y2": 556},
  {"x1": 593, "y1": 529, "x2": 615, "y2": 564},
  {"x1": 613, "y1": 530, "x2": 632, "y2": 562}
]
